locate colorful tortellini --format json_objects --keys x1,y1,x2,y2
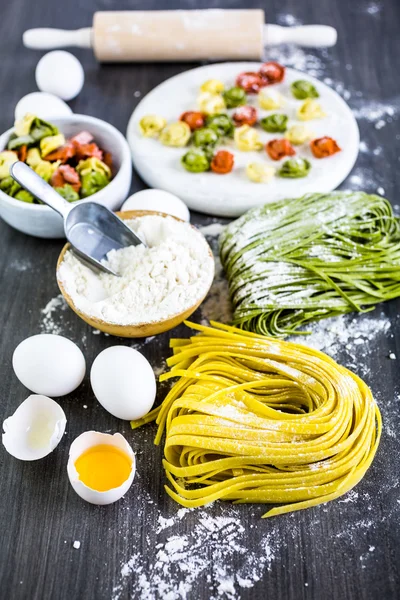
[
  {"x1": 200, "y1": 79, "x2": 225, "y2": 94},
  {"x1": 181, "y1": 148, "x2": 210, "y2": 173},
  {"x1": 0, "y1": 151, "x2": 18, "y2": 180},
  {"x1": 260, "y1": 114, "x2": 288, "y2": 133},
  {"x1": 278, "y1": 158, "x2": 312, "y2": 178},
  {"x1": 297, "y1": 99, "x2": 326, "y2": 121},
  {"x1": 138, "y1": 114, "x2": 167, "y2": 138},
  {"x1": 234, "y1": 125, "x2": 263, "y2": 152},
  {"x1": 222, "y1": 86, "x2": 247, "y2": 108},
  {"x1": 291, "y1": 80, "x2": 319, "y2": 100},
  {"x1": 197, "y1": 92, "x2": 226, "y2": 115},
  {"x1": 285, "y1": 124, "x2": 313, "y2": 145},
  {"x1": 34, "y1": 160, "x2": 61, "y2": 182},
  {"x1": 159, "y1": 122, "x2": 191, "y2": 147},
  {"x1": 246, "y1": 162, "x2": 275, "y2": 183},
  {"x1": 40, "y1": 134, "x2": 66, "y2": 157},
  {"x1": 258, "y1": 89, "x2": 285, "y2": 110},
  {"x1": 205, "y1": 114, "x2": 234, "y2": 137}
]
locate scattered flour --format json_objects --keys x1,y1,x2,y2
[
  {"x1": 112, "y1": 511, "x2": 281, "y2": 600},
  {"x1": 40, "y1": 294, "x2": 68, "y2": 334}
]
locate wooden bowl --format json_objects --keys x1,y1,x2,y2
[{"x1": 56, "y1": 210, "x2": 214, "y2": 338}]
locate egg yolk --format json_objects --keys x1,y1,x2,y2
[{"x1": 74, "y1": 444, "x2": 132, "y2": 492}]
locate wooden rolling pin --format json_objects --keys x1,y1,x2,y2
[{"x1": 23, "y1": 10, "x2": 337, "y2": 62}]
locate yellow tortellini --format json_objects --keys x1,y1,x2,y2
[
  {"x1": 40, "y1": 134, "x2": 65, "y2": 157},
  {"x1": 159, "y1": 121, "x2": 191, "y2": 147},
  {"x1": 34, "y1": 160, "x2": 61, "y2": 182},
  {"x1": 26, "y1": 148, "x2": 42, "y2": 168},
  {"x1": 285, "y1": 124, "x2": 313, "y2": 145},
  {"x1": 200, "y1": 79, "x2": 225, "y2": 94},
  {"x1": 246, "y1": 162, "x2": 276, "y2": 183},
  {"x1": 77, "y1": 157, "x2": 111, "y2": 178},
  {"x1": 234, "y1": 125, "x2": 263, "y2": 152},
  {"x1": 297, "y1": 99, "x2": 326, "y2": 121},
  {"x1": 139, "y1": 114, "x2": 167, "y2": 138},
  {"x1": 14, "y1": 114, "x2": 35, "y2": 137},
  {"x1": 197, "y1": 92, "x2": 226, "y2": 115},
  {"x1": 0, "y1": 151, "x2": 18, "y2": 179},
  {"x1": 258, "y1": 89, "x2": 285, "y2": 110}
]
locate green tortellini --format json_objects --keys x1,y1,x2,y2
[
  {"x1": 181, "y1": 148, "x2": 210, "y2": 173},
  {"x1": 291, "y1": 80, "x2": 319, "y2": 100},
  {"x1": 260, "y1": 114, "x2": 288, "y2": 133},
  {"x1": 54, "y1": 184, "x2": 80, "y2": 202},
  {"x1": 192, "y1": 127, "x2": 219, "y2": 148},
  {"x1": 205, "y1": 114, "x2": 234, "y2": 138},
  {"x1": 222, "y1": 87, "x2": 247, "y2": 108},
  {"x1": 278, "y1": 158, "x2": 312, "y2": 178},
  {"x1": 76, "y1": 158, "x2": 111, "y2": 198},
  {"x1": 0, "y1": 176, "x2": 21, "y2": 197},
  {"x1": 14, "y1": 190, "x2": 35, "y2": 203}
]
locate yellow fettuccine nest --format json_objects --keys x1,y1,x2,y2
[{"x1": 132, "y1": 321, "x2": 381, "y2": 518}]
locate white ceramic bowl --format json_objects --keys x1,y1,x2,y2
[{"x1": 0, "y1": 115, "x2": 132, "y2": 238}]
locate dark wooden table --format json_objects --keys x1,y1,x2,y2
[{"x1": 1, "y1": 1, "x2": 399, "y2": 599}]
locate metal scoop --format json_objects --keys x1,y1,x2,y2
[{"x1": 11, "y1": 161, "x2": 144, "y2": 276}]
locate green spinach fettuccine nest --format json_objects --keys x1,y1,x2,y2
[{"x1": 219, "y1": 192, "x2": 400, "y2": 336}]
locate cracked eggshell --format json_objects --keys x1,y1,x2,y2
[
  {"x1": 67, "y1": 431, "x2": 135, "y2": 505},
  {"x1": 2, "y1": 395, "x2": 66, "y2": 460}
]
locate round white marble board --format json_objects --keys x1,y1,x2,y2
[{"x1": 127, "y1": 62, "x2": 360, "y2": 218}]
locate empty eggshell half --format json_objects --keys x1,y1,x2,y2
[
  {"x1": 67, "y1": 431, "x2": 135, "y2": 505},
  {"x1": 2, "y1": 395, "x2": 66, "y2": 460},
  {"x1": 121, "y1": 189, "x2": 190, "y2": 222}
]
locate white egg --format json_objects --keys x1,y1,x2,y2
[
  {"x1": 35, "y1": 51, "x2": 84, "y2": 101},
  {"x1": 13, "y1": 334, "x2": 86, "y2": 397},
  {"x1": 2, "y1": 395, "x2": 66, "y2": 460},
  {"x1": 67, "y1": 431, "x2": 135, "y2": 505},
  {"x1": 15, "y1": 92, "x2": 72, "y2": 121},
  {"x1": 121, "y1": 189, "x2": 190, "y2": 222},
  {"x1": 90, "y1": 346, "x2": 156, "y2": 420}
]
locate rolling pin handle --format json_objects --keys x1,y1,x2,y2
[
  {"x1": 23, "y1": 28, "x2": 92, "y2": 50},
  {"x1": 265, "y1": 25, "x2": 337, "y2": 48}
]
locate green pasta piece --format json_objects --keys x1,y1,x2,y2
[
  {"x1": 192, "y1": 127, "x2": 219, "y2": 148},
  {"x1": 222, "y1": 87, "x2": 247, "y2": 108},
  {"x1": 181, "y1": 148, "x2": 210, "y2": 173},
  {"x1": 259, "y1": 114, "x2": 288, "y2": 133},
  {"x1": 205, "y1": 114, "x2": 234, "y2": 138},
  {"x1": 219, "y1": 191, "x2": 400, "y2": 337},
  {"x1": 291, "y1": 80, "x2": 319, "y2": 100},
  {"x1": 54, "y1": 185, "x2": 80, "y2": 202},
  {"x1": 278, "y1": 158, "x2": 311, "y2": 178}
]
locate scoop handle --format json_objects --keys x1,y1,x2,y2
[
  {"x1": 23, "y1": 28, "x2": 92, "y2": 50},
  {"x1": 10, "y1": 162, "x2": 71, "y2": 218}
]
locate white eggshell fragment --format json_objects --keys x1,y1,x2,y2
[
  {"x1": 67, "y1": 431, "x2": 135, "y2": 505},
  {"x1": 15, "y1": 92, "x2": 72, "y2": 121},
  {"x1": 121, "y1": 189, "x2": 190, "y2": 222},
  {"x1": 2, "y1": 395, "x2": 66, "y2": 460},
  {"x1": 35, "y1": 51, "x2": 84, "y2": 101},
  {"x1": 13, "y1": 334, "x2": 86, "y2": 397},
  {"x1": 90, "y1": 346, "x2": 156, "y2": 420}
]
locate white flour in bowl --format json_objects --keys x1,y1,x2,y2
[{"x1": 57, "y1": 215, "x2": 214, "y2": 326}]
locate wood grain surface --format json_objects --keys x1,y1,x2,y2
[{"x1": 0, "y1": 1, "x2": 399, "y2": 599}]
